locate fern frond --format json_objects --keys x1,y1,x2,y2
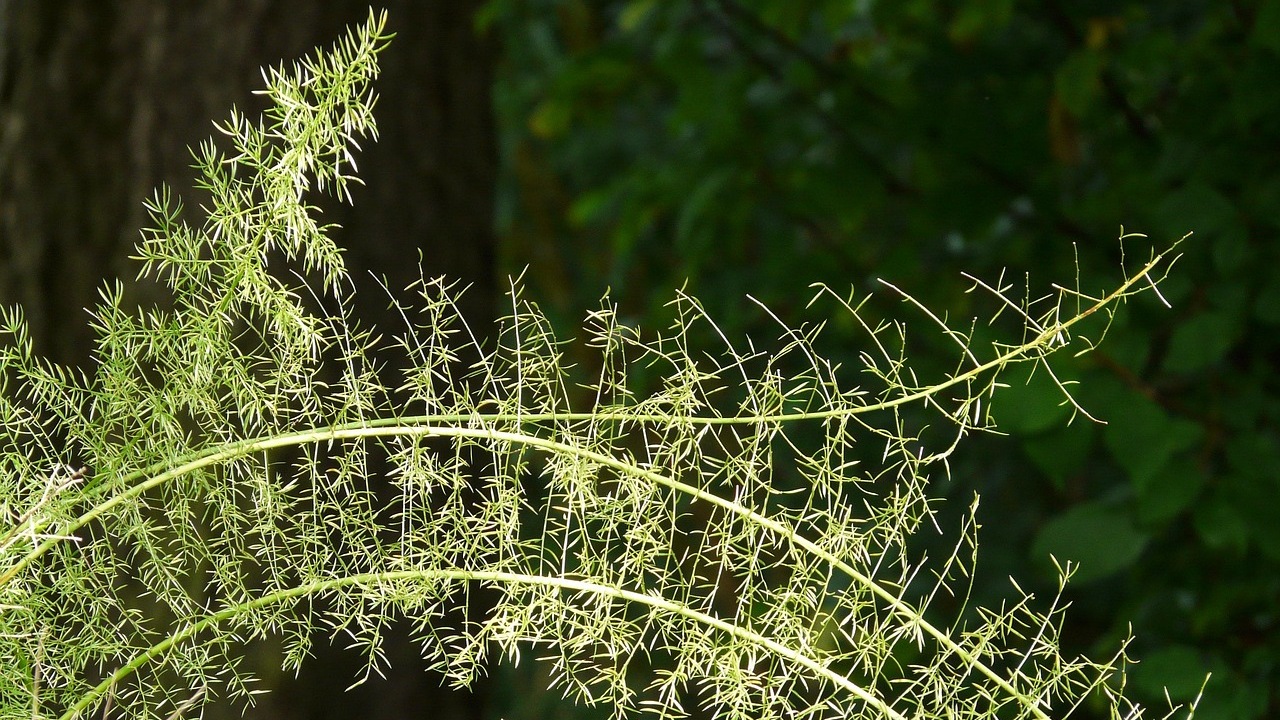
[{"x1": 0, "y1": 10, "x2": 1191, "y2": 720}]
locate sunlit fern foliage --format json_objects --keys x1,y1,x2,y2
[{"x1": 0, "y1": 10, "x2": 1193, "y2": 720}]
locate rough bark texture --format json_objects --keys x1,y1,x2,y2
[
  {"x1": 0, "y1": 0, "x2": 496, "y2": 364},
  {"x1": 0, "y1": 2, "x2": 496, "y2": 718}
]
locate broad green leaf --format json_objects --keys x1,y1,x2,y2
[
  {"x1": 1032, "y1": 501, "x2": 1148, "y2": 584},
  {"x1": 530, "y1": 99, "x2": 572, "y2": 139},
  {"x1": 568, "y1": 187, "x2": 615, "y2": 228},
  {"x1": 1156, "y1": 184, "x2": 1248, "y2": 273},
  {"x1": 991, "y1": 361, "x2": 1071, "y2": 435},
  {"x1": 617, "y1": 0, "x2": 657, "y2": 32},
  {"x1": 1132, "y1": 645, "x2": 1208, "y2": 704},
  {"x1": 674, "y1": 169, "x2": 732, "y2": 253},
  {"x1": 1054, "y1": 50, "x2": 1102, "y2": 117},
  {"x1": 1251, "y1": 0, "x2": 1280, "y2": 54},
  {"x1": 948, "y1": 0, "x2": 1014, "y2": 44},
  {"x1": 1192, "y1": 495, "x2": 1249, "y2": 554},
  {"x1": 1223, "y1": 435, "x2": 1280, "y2": 560},
  {"x1": 1022, "y1": 420, "x2": 1095, "y2": 491},
  {"x1": 1102, "y1": 390, "x2": 1202, "y2": 488},
  {"x1": 1133, "y1": 455, "x2": 1205, "y2": 525},
  {"x1": 1187, "y1": 667, "x2": 1270, "y2": 720},
  {"x1": 1253, "y1": 275, "x2": 1280, "y2": 324},
  {"x1": 1163, "y1": 311, "x2": 1237, "y2": 374}
]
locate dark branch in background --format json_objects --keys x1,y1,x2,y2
[
  {"x1": 690, "y1": 0, "x2": 917, "y2": 197},
  {"x1": 962, "y1": 153, "x2": 1092, "y2": 242},
  {"x1": 692, "y1": 0, "x2": 1099, "y2": 244},
  {"x1": 1041, "y1": 0, "x2": 1154, "y2": 143},
  {"x1": 711, "y1": 0, "x2": 834, "y2": 76},
  {"x1": 1228, "y1": 0, "x2": 1253, "y2": 27},
  {"x1": 709, "y1": 0, "x2": 890, "y2": 113},
  {"x1": 1101, "y1": 75, "x2": 1154, "y2": 142}
]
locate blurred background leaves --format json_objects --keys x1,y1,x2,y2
[{"x1": 484, "y1": 2, "x2": 1280, "y2": 717}]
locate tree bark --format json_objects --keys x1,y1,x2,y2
[
  {"x1": 0, "y1": 0, "x2": 495, "y2": 363},
  {"x1": 0, "y1": 2, "x2": 496, "y2": 718}
]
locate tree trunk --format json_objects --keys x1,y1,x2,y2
[
  {"x1": 0, "y1": 0, "x2": 495, "y2": 363},
  {"x1": 0, "y1": 2, "x2": 496, "y2": 718}
]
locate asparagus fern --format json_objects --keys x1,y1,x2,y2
[{"x1": 0, "y1": 10, "x2": 1193, "y2": 720}]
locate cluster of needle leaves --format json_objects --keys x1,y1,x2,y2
[{"x1": 0, "y1": 11, "x2": 1195, "y2": 720}]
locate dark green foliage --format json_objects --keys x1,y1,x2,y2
[{"x1": 487, "y1": 2, "x2": 1279, "y2": 716}]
